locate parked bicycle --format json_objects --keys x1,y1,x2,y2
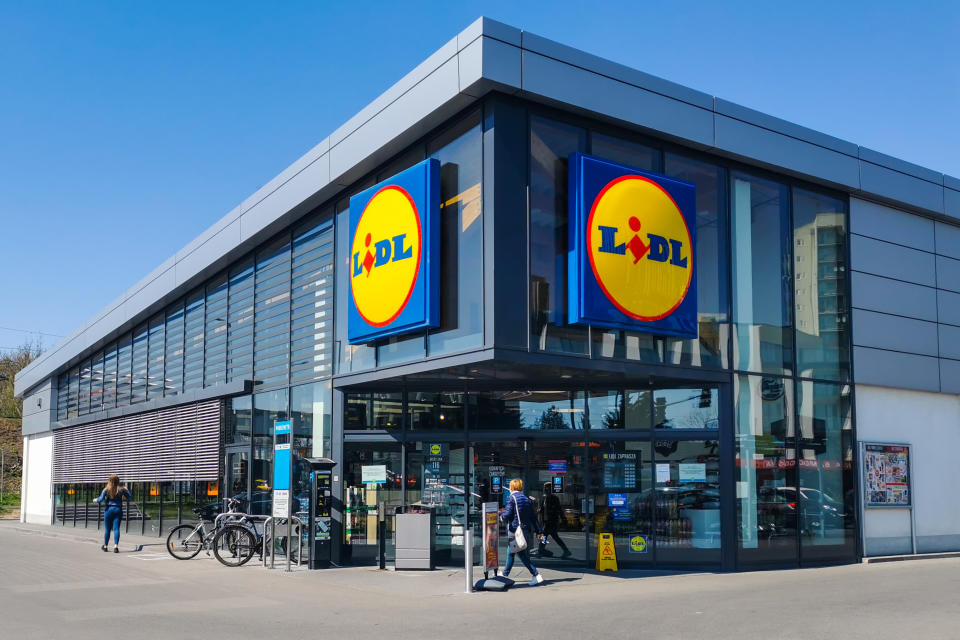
[
  {"x1": 165, "y1": 497, "x2": 247, "y2": 561},
  {"x1": 211, "y1": 515, "x2": 303, "y2": 568}
]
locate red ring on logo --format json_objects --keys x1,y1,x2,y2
[
  {"x1": 350, "y1": 185, "x2": 422, "y2": 328},
  {"x1": 586, "y1": 175, "x2": 693, "y2": 322}
]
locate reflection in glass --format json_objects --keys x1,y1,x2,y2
[
  {"x1": 225, "y1": 395, "x2": 252, "y2": 445},
  {"x1": 291, "y1": 381, "x2": 331, "y2": 458},
  {"x1": 343, "y1": 443, "x2": 403, "y2": 563},
  {"x1": 654, "y1": 439, "x2": 721, "y2": 565},
  {"x1": 590, "y1": 440, "x2": 652, "y2": 567},
  {"x1": 472, "y1": 390, "x2": 585, "y2": 430},
  {"x1": 797, "y1": 380, "x2": 856, "y2": 561},
  {"x1": 793, "y1": 188, "x2": 850, "y2": 381},
  {"x1": 625, "y1": 390, "x2": 652, "y2": 429},
  {"x1": 334, "y1": 203, "x2": 375, "y2": 373},
  {"x1": 344, "y1": 392, "x2": 402, "y2": 430},
  {"x1": 428, "y1": 111, "x2": 484, "y2": 355},
  {"x1": 586, "y1": 390, "x2": 622, "y2": 429},
  {"x1": 529, "y1": 116, "x2": 588, "y2": 353},
  {"x1": 408, "y1": 392, "x2": 465, "y2": 430},
  {"x1": 735, "y1": 374, "x2": 798, "y2": 565},
  {"x1": 731, "y1": 172, "x2": 792, "y2": 375},
  {"x1": 590, "y1": 133, "x2": 658, "y2": 172},
  {"x1": 653, "y1": 387, "x2": 719, "y2": 430},
  {"x1": 406, "y1": 442, "x2": 467, "y2": 564}
]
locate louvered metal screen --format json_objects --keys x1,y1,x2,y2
[{"x1": 53, "y1": 399, "x2": 221, "y2": 483}]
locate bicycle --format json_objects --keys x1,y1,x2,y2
[
  {"x1": 165, "y1": 497, "x2": 245, "y2": 560},
  {"x1": 212, "y1": 515, "x2": 303, "y2": 568}
]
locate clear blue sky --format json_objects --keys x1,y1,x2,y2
[{"x1": 1, "y1": 1, "x2": 957, "y2": 354}]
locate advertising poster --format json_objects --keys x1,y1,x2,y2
[
  {"x1": 864, "y1": 444, "x2": 911, "y2": 506},
  {"x1": 678, "y1": 463, "x2": 707, "y2": 483},
  {"x1": 482, "y1": 502, "x2": 499, "y2": 572},
  {"x1": 361, "y1": 464, "x2": 387, "y2": 484}
]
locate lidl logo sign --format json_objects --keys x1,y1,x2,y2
[
  {"x1": 348, "y1": 159, "x2": 440, "y2": 343},
  {"x1": 569, "y1": 153, "x2": 697, "y2": 338},
  {"x1": 629, "y1": 534, "x2": 648, "y2": 554}
]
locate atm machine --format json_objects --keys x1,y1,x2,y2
[{"x1": 305, "y1": 457, "x2": 336, "y2": 570}]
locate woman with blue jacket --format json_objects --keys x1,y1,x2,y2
[
  {"x1": 499, "y1": 478, "x2": 545, "y2": 586},
  {"x1": 95, "y1": 474, "x2": 132, "y2": 553}
]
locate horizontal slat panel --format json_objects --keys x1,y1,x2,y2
[{"x1": 53, "y1": 399, "x2": 221, "y2": 483}]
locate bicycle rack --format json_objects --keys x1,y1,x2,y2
[{"x1": 262, "y1": 515, "x2": 305, "y2": 572}]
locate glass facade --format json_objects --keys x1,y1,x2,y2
[{"x1": 50, "y1": 97, "x2": 856, "y2": 570}]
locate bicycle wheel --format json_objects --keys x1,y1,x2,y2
[
  {"x1": 166, "y1": 524, "x2": 204, "y2": 560},
  {"x1": 212, "y1": 524, "x2": 258, "y2": 567}
]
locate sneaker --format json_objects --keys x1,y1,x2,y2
[
  {"x1": 528, "y1": 573, "x2": 544, "y2": 586},
  {"x1": 101, "y1": 545, "x2": 108, "y2": 552},
  {"x1": 113, "y1": 547, "x2": 119, "y2": 554},
  {"x1": 539, "y1": 548, "x2": 555, "y2": 557},
  {"x1": 560, "y1": 549, "x2": 572, "y2": 558}
]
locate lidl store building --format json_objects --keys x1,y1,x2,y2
[{"x1": 16, "y1": 18, "x2": 960, "y2": 571}]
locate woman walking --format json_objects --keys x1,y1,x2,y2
[
  {"x1": 499, "y1": 478, "x2": 545, "y2": 586},
  {"x1": 95, "y1": 474, "x2": 131, "y2": 553}
]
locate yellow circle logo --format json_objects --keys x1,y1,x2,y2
[
  {"x1": 588, "y1": 175, "x2": 693, "y2": 321},
  {"x1": 351, "y1": 186, "x2": 422, "y2": 327},
  {"x1": 630, "y1": 535, "x2": 646, "y2": 553},
  {"x1": 430, "y1": 444, "x2": 442, "y2": 455}
]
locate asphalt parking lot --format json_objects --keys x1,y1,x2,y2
[{"x1": 2, "y1": 521, "x2": 960, "y2": 640}]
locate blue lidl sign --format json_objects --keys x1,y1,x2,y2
[
  {"x1": 568, "y1": 153, "x2": 698, "y2": 338},
  {"x1": 347, "y1": 159, "x2": 441, "y2": 344}
]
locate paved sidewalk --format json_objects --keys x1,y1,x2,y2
[
  {"x1": 4, "y1": 521, "x2": 960, "y2": 639},
  {"x1": 9, "y1": 520, "x2": 169, "y2": 551}
]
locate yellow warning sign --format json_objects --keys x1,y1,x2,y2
[{"x1": 595, "y1": 532, "x2": 618, "y2": 572}]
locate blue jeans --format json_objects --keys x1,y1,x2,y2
[
  {"x1": 504, "y1": 528, "x2": 539, "y2": 577},
  {"x1": 104, "y1": 507, "x2": 122, "y2": 546}
]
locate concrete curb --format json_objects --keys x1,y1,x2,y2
[{"x1": 863, "y1": 552, "x2": 960, "y2": 564}]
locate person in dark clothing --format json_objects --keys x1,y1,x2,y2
[
  {"x1": 537, "y1": 482, "x2": 572, "y2": 558},
  {"x1": 95, "y1": 474, "x2": 132, "y2": 553},
  {"x1": 499, "y1": 478, "x2": 544, "y2": 586}
]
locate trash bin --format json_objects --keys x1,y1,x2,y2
[{"x1": 394, "y1": 505, "x2": 435, "y2": 570}]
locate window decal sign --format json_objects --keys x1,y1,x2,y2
[
  {"x1": 348, "y1": 158, "x2": 440, "y2": 343},
  {"x1": 568, "y1": 153, "x2": 697, "y2": 337}
]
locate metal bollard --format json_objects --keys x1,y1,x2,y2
[{"x1": 464, "y1": 527, "x2": 473, "y2": 594}]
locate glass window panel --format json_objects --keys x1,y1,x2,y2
[
  {"x1": 654, "y1": 387, "x2": 719, "y2": 430},
  {"x1": 793, "y1": 188, "x2": 850, "y2": 382},
  {"x1": 102, "y1": 345, "x2": 117, "y2": 410},
  {"x1": 253, "y1": 389, "x2": 288, "y2": 438},
  {"x1": 624, "y1": 390, "x2": 652, "y2": 429},
  {"x1": 204, "y1": 275, "x2": 228, "y2": 387},
  {"x1": 344, "y1": 392, "x2": 402, "y2": 430},
  {"x1": 334, "y1": 201, "x2": 375, "y2": 373},
  {"x1": 89, "y1": 351, "x2": 104, "y2": 414},
  {"x1": 408, "y1": 392, "x2": 466, "y2": 431},
  {"x1": 67, "y1": 366, "x2": 79, "y2": 418},
  {"x1": 254, "y1": 239, "x2": 291, "y2": 387},
  {"x1": 797, "y1": 380, "x2": 856, "y2": 562},
  {"x1": 78, "y1": 358, "x2": 91, "y2": 415},
  {"x1": 131, "y1": 323, "x2": 149, "y2": 404},
  {"x1": 164, "y1": 304, "x2": 184, "y2": 397},
  {"x1": 406, "y1": 442, "x2": 468, "y2": 564},
  {"x1": 590, "y1": 132, "x2": 658, "y2": 172},
  {"x1": 731, "y1": 172, "x2": 793, "y2": 375},
  {"x1": 227, "y1": 261, "x2": 254, "y2": 383},
  {"x1": 291, "y1": 381, "x2": 332, "y2": 458},
  {"x1": 183, "y1": 292, "x2": 204, "y2": 392},
  {"x1": 343, "y1": 442, "x2": 403, "y2": 562},
  {"x1": 57, "y1": 373, "x2": 68, "y2": 421},
  {"x1": 472, "y1": 390, "x2": 585, "y2": 430},
  {"x1": 116, "y1": 334, "x2": 132, "y2": 407},
  {"x1": 427, "y1": 111, "x2": 484, "y2": 355},
  {"x1": 586, "y1": 389, "x2": 622, "y2": 429},
  {"x1": 226, "y1": 395, "x2": 252, "y2": 446},
  {"x1": 530, "y1": 116, "x2": 588, "y2": 354},
  {"x1": 146, "y1": 315, "x2": 164, "y2": 401},
  {"x1": 661, "y1": 153, "x2": 730, "y2": 369},
  {"x1": 735, "y1": 374, "x2": 798, "y2": 565},
  {"x1": 290, "y1": 215, "x2": 334, "y2": 383}
]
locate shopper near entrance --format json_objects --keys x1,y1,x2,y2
[
  {"x1": 95, "y1": 474, "x2": 132, "y2": 553},
  {"x1": 500, "y1": 478, "x2": 545, "y2": 586},
  {"x1": 538, "y1": 482, "x2": 572, "y2": 559}
]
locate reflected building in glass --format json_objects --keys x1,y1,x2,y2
[{"x1": 17, "y1": 18, "x2": 960, "y2": 570}]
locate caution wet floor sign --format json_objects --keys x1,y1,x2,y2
[{"x1": 595, "y1": 533, "x2": 618, "y2": 572}]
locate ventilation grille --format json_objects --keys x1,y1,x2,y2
[{"x1": 53, "y1": 400, "x2": 221, "y2": 483}]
